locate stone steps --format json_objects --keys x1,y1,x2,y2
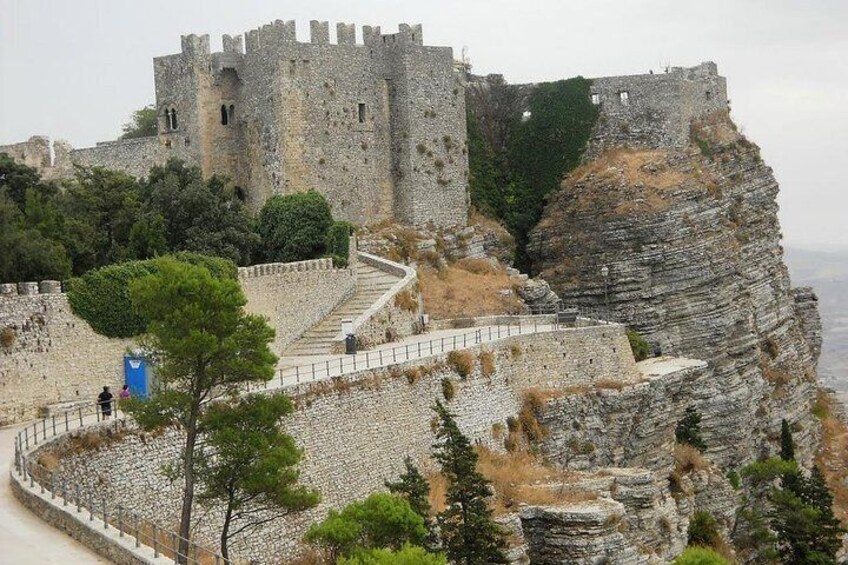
[{"x1": 284, "y1": 263, "x2": 400, "y2": 356}]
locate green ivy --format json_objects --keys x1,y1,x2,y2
[
  {"x1": 326, "y1": 221, "x2": 353, "y2": 263},
  {"x1": 466, "y1": 77, "x2": 598, "y2": 272},
  {"x1": 67, "y1": 253, "x2": 236, "y2": 338},
  {"x1": 626, "y1": 329, "x2": 651, "y2": 361}
]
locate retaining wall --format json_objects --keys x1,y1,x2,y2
[{"x1": 37, "y1": 324, "x2": 639, "y2": 562}]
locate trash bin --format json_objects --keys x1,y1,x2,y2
[{"x1": 345, "y1": 334, "x2": 357, "y2": 355}]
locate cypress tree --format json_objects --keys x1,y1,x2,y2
[
  {"x1": 386, "y1": 457, "x2": 437, "y2": 549},
  {"x1": 780, "y1": 419, "x2": 795, "y2": 462},
  {"x1": 432, "y1": 401, "x2": 508, "y2": 565}
]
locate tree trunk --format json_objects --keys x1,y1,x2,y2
[
  {"x1": 220, "y1": 492, "x2": 234, "y2": 561},
  {"x1": 178, "y1": 404, "x2": 199, "y2": 564}
]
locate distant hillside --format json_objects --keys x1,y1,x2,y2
[{"x1": 785, "y1": 245, "x2": 848, "y2": 402}]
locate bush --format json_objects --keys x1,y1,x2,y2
[
  {"x1": 626, "y1": 329, "x2": 651, "y2": 361},
  {"x1": 675, "y1": 406, "x2": 707, "y2": 452},
  {"x1": 673, "y1": 546, "x2": 730, "y2": 565},
  {"x1": 338, "y1": 544, "x2": 446, "y2": 565},
  {"x1": 726, "y1": 470, "x2": 740, "y2": 490},
  {"x1": 688, "y1": 511, "x2": 721, "y2": 548},
  {"x1": 441, "y1": 378, "x2": 456, "y2": 401},
  {"x1": 326, "y1": 221, "x2": 353, "y2": 262},
  {"x1": 446, "y1": 351, "x2": 475, "y2": 378},
  {"x1": 257, "y1": 191, "x2": 333, "y2": 263},
  {"x1": 67, "y1": 253, "x2": 236, "y2": 338}
]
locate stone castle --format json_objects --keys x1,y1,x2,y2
[
  {"x1": 0, "y1": 18, "x2": 728, "y2": 230},
  {"x1": 1, "y1": 21, "x2": 470, "y2": 227}
]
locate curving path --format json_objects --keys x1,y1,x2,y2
[{"x1": 1, "y1": 424, "x2": 109, "y2": 564}]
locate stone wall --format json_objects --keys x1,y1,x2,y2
[
  {"x1": 68, "y1": 136, "x2": 196, "y2": 180},
  {"x1": 40, "y1": 324, "x2": 640, "y2": 562},
  {"x1": 0, "y1": 285, "x2": 130, "y2": 426},
  {"x1": 587, "y1": 62, "x2": 728, "y2": 155},
  {"x1": 239, "y1": 258, "x2": 355, "y2": 356},
  {"x1": 0, "y1": 259, "x2": 355, "y2": 424}
]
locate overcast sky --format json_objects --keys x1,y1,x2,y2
[{"x1": 1, "y1": 0, "x2": 846, "y2": 249}]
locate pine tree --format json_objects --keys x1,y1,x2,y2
[
  {"x1": 432, "y1": 401, "x2": 508, "y2": 565},
  {"x1": 386, "y1": 457, "x2": 438, "y2": 550},
  {"x1": 675, "y1": 406, "x2": 707, "y2": 452},
  {"x1": 780, "y1": 419, "x2": 795, "y2": 462}
]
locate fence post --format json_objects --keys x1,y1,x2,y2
[
  {"x1": 366, "y1": 352, "x2": 370, "y2": 369},
  {"x1": 135, "y1": 514, "x2": 140, "y2": 548},
  {"x1": 103, "y1": 494, "x2": 108, "y2": 529},
  {"x1": 405, "y1": 344, "x2": 409, "y2": 360},
  {"x1": 42, "y1": 419, "x2": 46, "y2": 441},
  {"x1": 63, "y1": 479, "x2": 68, "y2": 506},
  {"x1": 33, "y1": 423, "x2": 38, "y2": 446},
  {"x1": 118, "y1": 505, "x2": 123, "y2": 537},
  {"x1": 326, "y1": 359, "x2": 330, "y2": 376},
  {"x1": 153, "y1": 524, "x2": 159, "y2": 557},
  {"x1": 279, "y1": 369, "x2": 284, "y2": 387},
  {"x1": 392, "y1": 347, "x2": 396, "y2": 363},
  {"x1": 295, "y1": 365, "x2": 299, "y2": 383},
  {"x1": 78, "y1": 407, "x2": 83, "y2": 427},
  {"x1": 340, "y1": 358, "x2": 343, "y2": 374},
  {"x1": 311, "y1": 363, "x2": 316, "y2": 381},
  {"x1": 65, "y1": 411, "x2": 69, "y2": 431},
  {"x1": 76, "y1": 484, "x2": 81, "y2": 512},
  {"x1": 52, "y1": 415, "x2": 56, "y2": 436},
  {"x1": 89, "y1": 492, "x2": 94, "y2": 521},
  {"x1": 418, "y1": 342, "x2": 421, "y2": 357},
  {"x1": 463, "y1": 333, "x2": 466, "y2": 348}
]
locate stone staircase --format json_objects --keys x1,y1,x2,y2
[{"x1": 284, "y1": 262, "x2": 401, "y2": 356}]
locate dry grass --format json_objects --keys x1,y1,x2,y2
[
  {"x1": 813, "y1": 390, "x2": 848, "y2": 528},
  {"x1": 441, "y1": 377, "x2": 456, "y2": 401},
  {"x1": 518, "y1": 389, "x2": 556, "y2": 443},
  {"x1": 426, "y1": 471, "x2": 449, "y2": 515},
  {"x1": 594, "y1": 379, "x2": 628, "y2": 391},
  {"x1": 674, "y1": 443, "x2": 708, "y2": 474},
  {"x1": 475, "y1": 447, "x2": 592, "y2": 514},
  {"x1": 479, "y1": 351, "x2": 496, "y2": 377},
  {"x1": 394, "y1": 289, "x2": 419, "y2": 313},
  {"x1": 418, "y1": 264, "x2": 526, "y2": 319},
  {"x1": 447, "y1": 350, "x2": 475, "y2": 378},
  {"x1": 0, "y1": 326, "x2": 16, "y2": 349},
  {"x1": 286, "y1": 548, "x2": 327, "y2": 565},
  {"x1": 37, "y1": 452, "x2": 60, "y2": 471}
]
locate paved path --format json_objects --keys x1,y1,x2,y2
[{"x1": 0, "y1": 423, "x2": 109, "y2": 564}]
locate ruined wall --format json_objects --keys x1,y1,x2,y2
[
  {"x1": 40, "y1": 325, "x2": 640, "y2": 562},
  {"x1": 587, "y1": 62, "x2": 728, "y2": 156},
  {"x1": 68, "y1": 137, "x2": 195, "y2": 179},
  {"x1": 0, "y1": 283, "x2": 130, "y2": 425},
  {"x1": 238, "y1": 258, "x2": 355, "y2": 356}
]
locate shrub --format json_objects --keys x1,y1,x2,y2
[
  {"x1": 0, "y1": 326, "x2": 16, "y2": 349},
  {"x1": 675, "y1": 406, "x2": 707, "y2": 452},
  {"x1": 66, "y1": 254, "x2": 236, "y2": 338},
  {"x1": 672, "y1": 546, "x2": 730, "y2": 565},
  {"x1": 326, "y1": 221, "x2": 353, "y2": 262},
  {"x1": 626, "y1": 329, "x2": 651, "y2": 361},
  {"x1": 395, "y1": 290, "x2": 419, "y2": 313},
  {"x1": 519, "y1": 390, "x2": 549, "y2": 443},
  {"x1": 765, "y1": 336, "x2": 779, "y2": 359},
  {"x1": 441, "y1": 378, "x2": 456, "y2": 401},
  {"x1": 674, "y1": 444, "x2": 708, "y2": 474},
  {"x1": 479, "y1": 351, "x2": 496, "y2": 377},
  {"x1": 338, "y1": 544, "x2": 446, "y2": 565},
  {"x1": 688, "y1": 511, "x2": 721, "y2": 548},
  {"x1": 257, "y1": 191, "x2": 333, "y2": 263},
  {"x1": 726, "y1": 470, "x2": 740, "y2": 490},
  {"x1": 446, "y1": 351, "x2": 474, "y2": 378}
]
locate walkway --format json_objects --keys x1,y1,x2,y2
[
  {"x1": 0, "y1": 424, "x2": 108, "y2": 564},
  {"x1": 285, "y1": 262, "x2": 401, "y2": 356}
]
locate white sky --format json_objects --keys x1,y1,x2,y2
[{"x1": 1, "y1": 0, "x2": 846, "y2": 248}]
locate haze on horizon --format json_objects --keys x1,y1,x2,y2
[{"x1": 1, "y1": 0, "x2": 846, "y2": 249}]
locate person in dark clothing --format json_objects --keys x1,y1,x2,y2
[{"x1": 98, "y1": 386, "x2": 114, "y2": 419}]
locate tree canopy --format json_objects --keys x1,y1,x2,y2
[{"x1": 120, "y1": 105, "x2": 158, "y2": 139}]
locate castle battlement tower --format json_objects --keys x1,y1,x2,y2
[{"x1": 152, "y1": 20, "x2": 469, "y2": 227}]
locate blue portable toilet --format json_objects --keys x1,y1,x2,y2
[{"x1": 123, "y1": 356, "x2": 149, "y2": 398}]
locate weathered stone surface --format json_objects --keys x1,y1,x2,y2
[
  {"x1": 516, "y1": 277, "x2": 560, "y2": 313},
  {"x1": 529, "y1": 112, "x2": 823, "y2": 470}
]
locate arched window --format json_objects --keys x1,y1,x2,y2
[
  {"x1": 170, "y1": 109, "x2": 178, "y2": 129},
  {"x1": 164, "y1": 109, "x2": 171, "y2": 130},
  {"x1": 221, "y1": 105, "x2": 229, "y2": 125}
]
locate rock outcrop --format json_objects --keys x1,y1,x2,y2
[{"x1": 528, "y1": 112, "x2": 822, "y2": 470}]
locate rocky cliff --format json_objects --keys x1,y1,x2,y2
[{"x1": 529, "y1": 112, "x2": 822, "y2": 472}]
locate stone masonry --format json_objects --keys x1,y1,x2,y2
[{"x1": 0, "y1": 20, "x2": 470, "y2": 228}]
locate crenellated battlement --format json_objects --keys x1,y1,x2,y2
[
  {"x1": 0, "y1": 280, "x2": 64, "y2": 298},
  {"x1": 238, "y1": 20, "x2": 425, "y2": 53},
  {"x1": 237, "y1": 258, "x2": 341, "y2": 280}
]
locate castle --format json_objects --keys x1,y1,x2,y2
[
  {"x1": 1, "y1": 21, "x2": 470, "y2": 227},
  {"x1": 0, "y1": 17, "x2": 728, "y2": 229}
]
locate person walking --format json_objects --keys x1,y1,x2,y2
[{"x1": 97, "y1": 386, "x2": 114, "y2": 419}]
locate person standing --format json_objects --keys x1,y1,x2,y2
[
  {"x1": 97, "y1": 386, "x2": 114, "y2": 419},
  {"x1": 119, "y1": 384, "x2": 131, "y2": 401}
]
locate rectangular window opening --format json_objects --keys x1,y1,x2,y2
[
  {"x1": 619, "y1": 91, "x2": 629, "y2": 105},
  {"x1": 591, "y1": 93, "x2": 600, "y2": 105},
  {"x1": 358, "y1": 103, "x2": 366, "y2": 123}
]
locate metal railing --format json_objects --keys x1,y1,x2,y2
[
  {"x1": 12, "y1": 401, "x2": 229, "y2": 565},
  {"x1": 263, "y1": 307, "x2": 614, "y2": 391}
]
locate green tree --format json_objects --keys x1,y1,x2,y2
[
  {"x1": 305, "y1": 493, "x2": 428, "y2": 561},
  {"x1": 385, "y1": 457, "x2": 436, "y2": 549},
  {"x1": 128, "y1": 213, "x2": 168, "y2": 259},
  {"x1": 0, "y1": 192, "x2": 71, "y2": 283},
  {"x1": 196, "y1": 394, "x2": 319, "y2": 560},
  {"x1": 120, "y1": 105, "x2": 158, "y2": 139},
  {"x1": 675, "y1": 406, "x2": 707, "y2": 452},
  {"x1": 432, "y1": 400, "x2": 508, "y2": 565},
  {"x1": 626, "y1": 329, "x2": 651, "y2": 361},
  {"x1": 672, "y1": 546, "x2": 731, "y2": 565},
  {"x1": 257, "y1": 191, "x2": 334, "y2": 263},
  {"x1": 688, "y1": 511, "x2": 722, "y2": 549},
  {"x1": 337, "y1": 543, "x2": 447, "y2": 565},
  {"x1": 780, "y1": 419, "x2": 795, "y2": 462},
  {"x1": 143, "y1": 159, "x2": 259, "y2": 265},
  {"x1": 0, "y1": 152, "x2": 52, "y2": 211},
  {"x1": 125, "y1": 258, "x2": 277, "y2": 563},
  {"x1": 325, "y1": 221, "x2": 353, "y2": 266}
]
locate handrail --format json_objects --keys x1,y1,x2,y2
[
  {"x1": 268, "y1": 307, "x2": 616, "y2": 392},
  {"x1": 12, "y1": 401, "x2": 229, "y2": 565}
]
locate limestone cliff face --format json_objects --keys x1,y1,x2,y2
[{"x1": 529, "y1": 112, "x2": 822, "y2": 469}]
